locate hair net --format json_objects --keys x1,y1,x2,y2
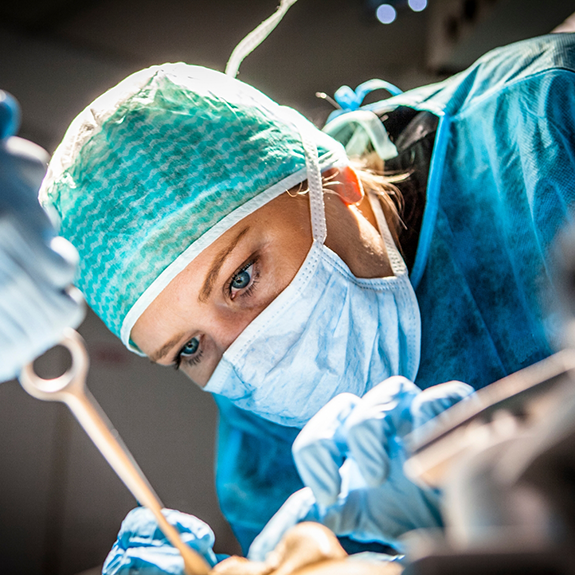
[{"x1": 40, "y1": 63, "x2": 347, "y2": 351}]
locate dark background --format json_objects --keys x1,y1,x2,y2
[{"x1": 0, "y1": 1, "x2": 573, "y2": 573}]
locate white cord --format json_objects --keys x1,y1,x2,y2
[
  {"x1": 225, "y1": 0, "x2": 299, "y2": 78},
  {"x1": 298, "y1": 126, "x2": 327, "y2": 244}
]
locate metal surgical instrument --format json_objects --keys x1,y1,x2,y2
[{"x1": 19, "y1": 328, "x2": 210, "y2": 575}]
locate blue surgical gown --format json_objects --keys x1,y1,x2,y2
[{"x1": 213, "y1": 34, "x2": 575, "y2": 552}]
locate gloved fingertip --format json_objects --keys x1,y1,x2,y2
[
  {"x1": 355, "y1": 449, "x2": 390, "y2": 487},
  {"x1": 0, "y1": 364, "x2": 18, "y2": 383},
  {"x1": 248, "y1": 488, "x2": 318, "y2": 563},
  {"x1": 444, "y1": 380, "x2": 475, "y2": 399},
  {"x1": 314, "y1": 490, "x2": 338, "y2": 508},
  {"x1": 247, "y1": 543, "x2": 267, "y2": 563},
  {"x1": 0, "y1": 92, "x2": 20, "y2": 139},
  {"x1": 66, "y1": 287, "x2": 86, "y2": 327},
  {"x1": 48, "y1": 236, "x2": 79, "y2": 285},
  {"x1": 51, "y1": 235, "x2": 79, "y2": 264},
  {"x1": 346, "y1": 418, "x2": 392, "y2": 486},
  {"x1": 364, "y1": 460, "x2": 390, "y2": 487},
  {"x1": 414, "y1": 381, "x2": 476, "y2": 427}
]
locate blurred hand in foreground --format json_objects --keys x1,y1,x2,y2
[{"x1": 0, "y1": 91, "x2": 84, "y2": 381}]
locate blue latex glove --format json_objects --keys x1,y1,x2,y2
[
  {"x1": 0, "y1": 91, "x2": 84, "y2": 381},
  {"x1": 103, "y1": 507, "x2": 220, "y2": 574},
  {"x1": 248, "y1": 376, "x2": 475, "y2": 560}
]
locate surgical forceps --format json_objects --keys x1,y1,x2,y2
[{"x1": 19, "y1": 329, "x2": 210, "y2": 575}]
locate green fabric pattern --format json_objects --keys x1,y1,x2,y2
[{"x1": 41, "y1": 64, "x2": 345, "y2": 344}]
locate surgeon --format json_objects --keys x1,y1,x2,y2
[
  {"x1": 39, "y1": 30, "x2": 575, "y2": 572},
  {"x1": 0, "y1": 91, "x2": 84, "y2": 383}
]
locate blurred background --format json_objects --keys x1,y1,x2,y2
[{"x1": 0, "y1": 0, "x2": 573, "y2": 573}]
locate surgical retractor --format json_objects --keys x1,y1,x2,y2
[{"x1": 19, "y1": 328, "x2": 210, "y2": 575}]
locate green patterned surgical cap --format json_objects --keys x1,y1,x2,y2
[{"x1": 40, "y1": 63, "x2": 347, "y2": 351}]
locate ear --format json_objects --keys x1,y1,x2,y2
[{"x1": 331, "y1": 165, "x2": 364, "y2": 205}]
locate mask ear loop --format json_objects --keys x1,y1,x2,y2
[
  {"x1": 298, "y1": 126, "x2": 327, "y2": 244},
  {"x1": 367, "y1": 191, "x2": 407, "y2": 277}
]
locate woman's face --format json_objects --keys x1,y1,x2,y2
[{"x1": 132, "y1": 169, "x2": 392, "y2": 387}]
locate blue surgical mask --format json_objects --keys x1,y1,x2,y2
[{"x1": 204, "y1": 127, "x2": 421, "y2": 427}]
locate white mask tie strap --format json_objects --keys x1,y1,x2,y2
[
  {"x1": 367, "y1": 191, "x2": 407, "y2": 276},
  {"x1": 298, "y1": 126, "x2": 327, "y2": 244},
  {"x1": 225, "y1": 0, "x2": 299, "y2": 79}
]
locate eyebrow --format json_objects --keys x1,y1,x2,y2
[
  {"x1": 149, "y1": 333, "x2": 188, "y2": 363},
  {"x1": 198, "y1": 225, "x2": 250, "y2": 303},
  {"x1": 148, "y1": 225, "x2": 250, "y2": 364}
]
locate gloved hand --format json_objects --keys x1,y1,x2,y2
[
  {"x1": 0, "y1": 91, "x2": 84, "y2": 381},
  {"x1": 248, "y1": 376, "x2": 475, "y2": 561},
  {"x1": 103, "y1": 507, "x2": 220, "y2": 574}
]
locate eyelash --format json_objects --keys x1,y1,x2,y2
[
  {"x1": 173, "y1": 347, "x2": 203, "y2": 370},
  {"x1": 173, "y1": 256, "x2": 260, "y2": 371}
]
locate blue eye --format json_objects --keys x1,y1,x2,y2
[
  {"x1": 231, "y1": 264, "x2": 253, "y2": 291},
  {"x1": 174, "y1": 336, "x2": 203, "y2": 371},
  {"x1": 181, "y1": 337, "x2": 199, "y2": 357}
]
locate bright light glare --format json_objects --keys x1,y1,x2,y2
[
  {"x1": 408, "y1": 0, "x2": 428, "y2": 11},
  {"x1": 376, "y1": 4, "x2": 397, "y2": 24}
]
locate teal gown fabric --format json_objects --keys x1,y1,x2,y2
[{"x1": 212, "y1": 34, "x2": 575, "y2": 552}]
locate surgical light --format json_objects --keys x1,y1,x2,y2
[
  {"x1": 376, "y1": 3, "x2": 397, "y2": 24},
  {"x1": 408, "y1": 0, "x2": 427, "y2": 12}
]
